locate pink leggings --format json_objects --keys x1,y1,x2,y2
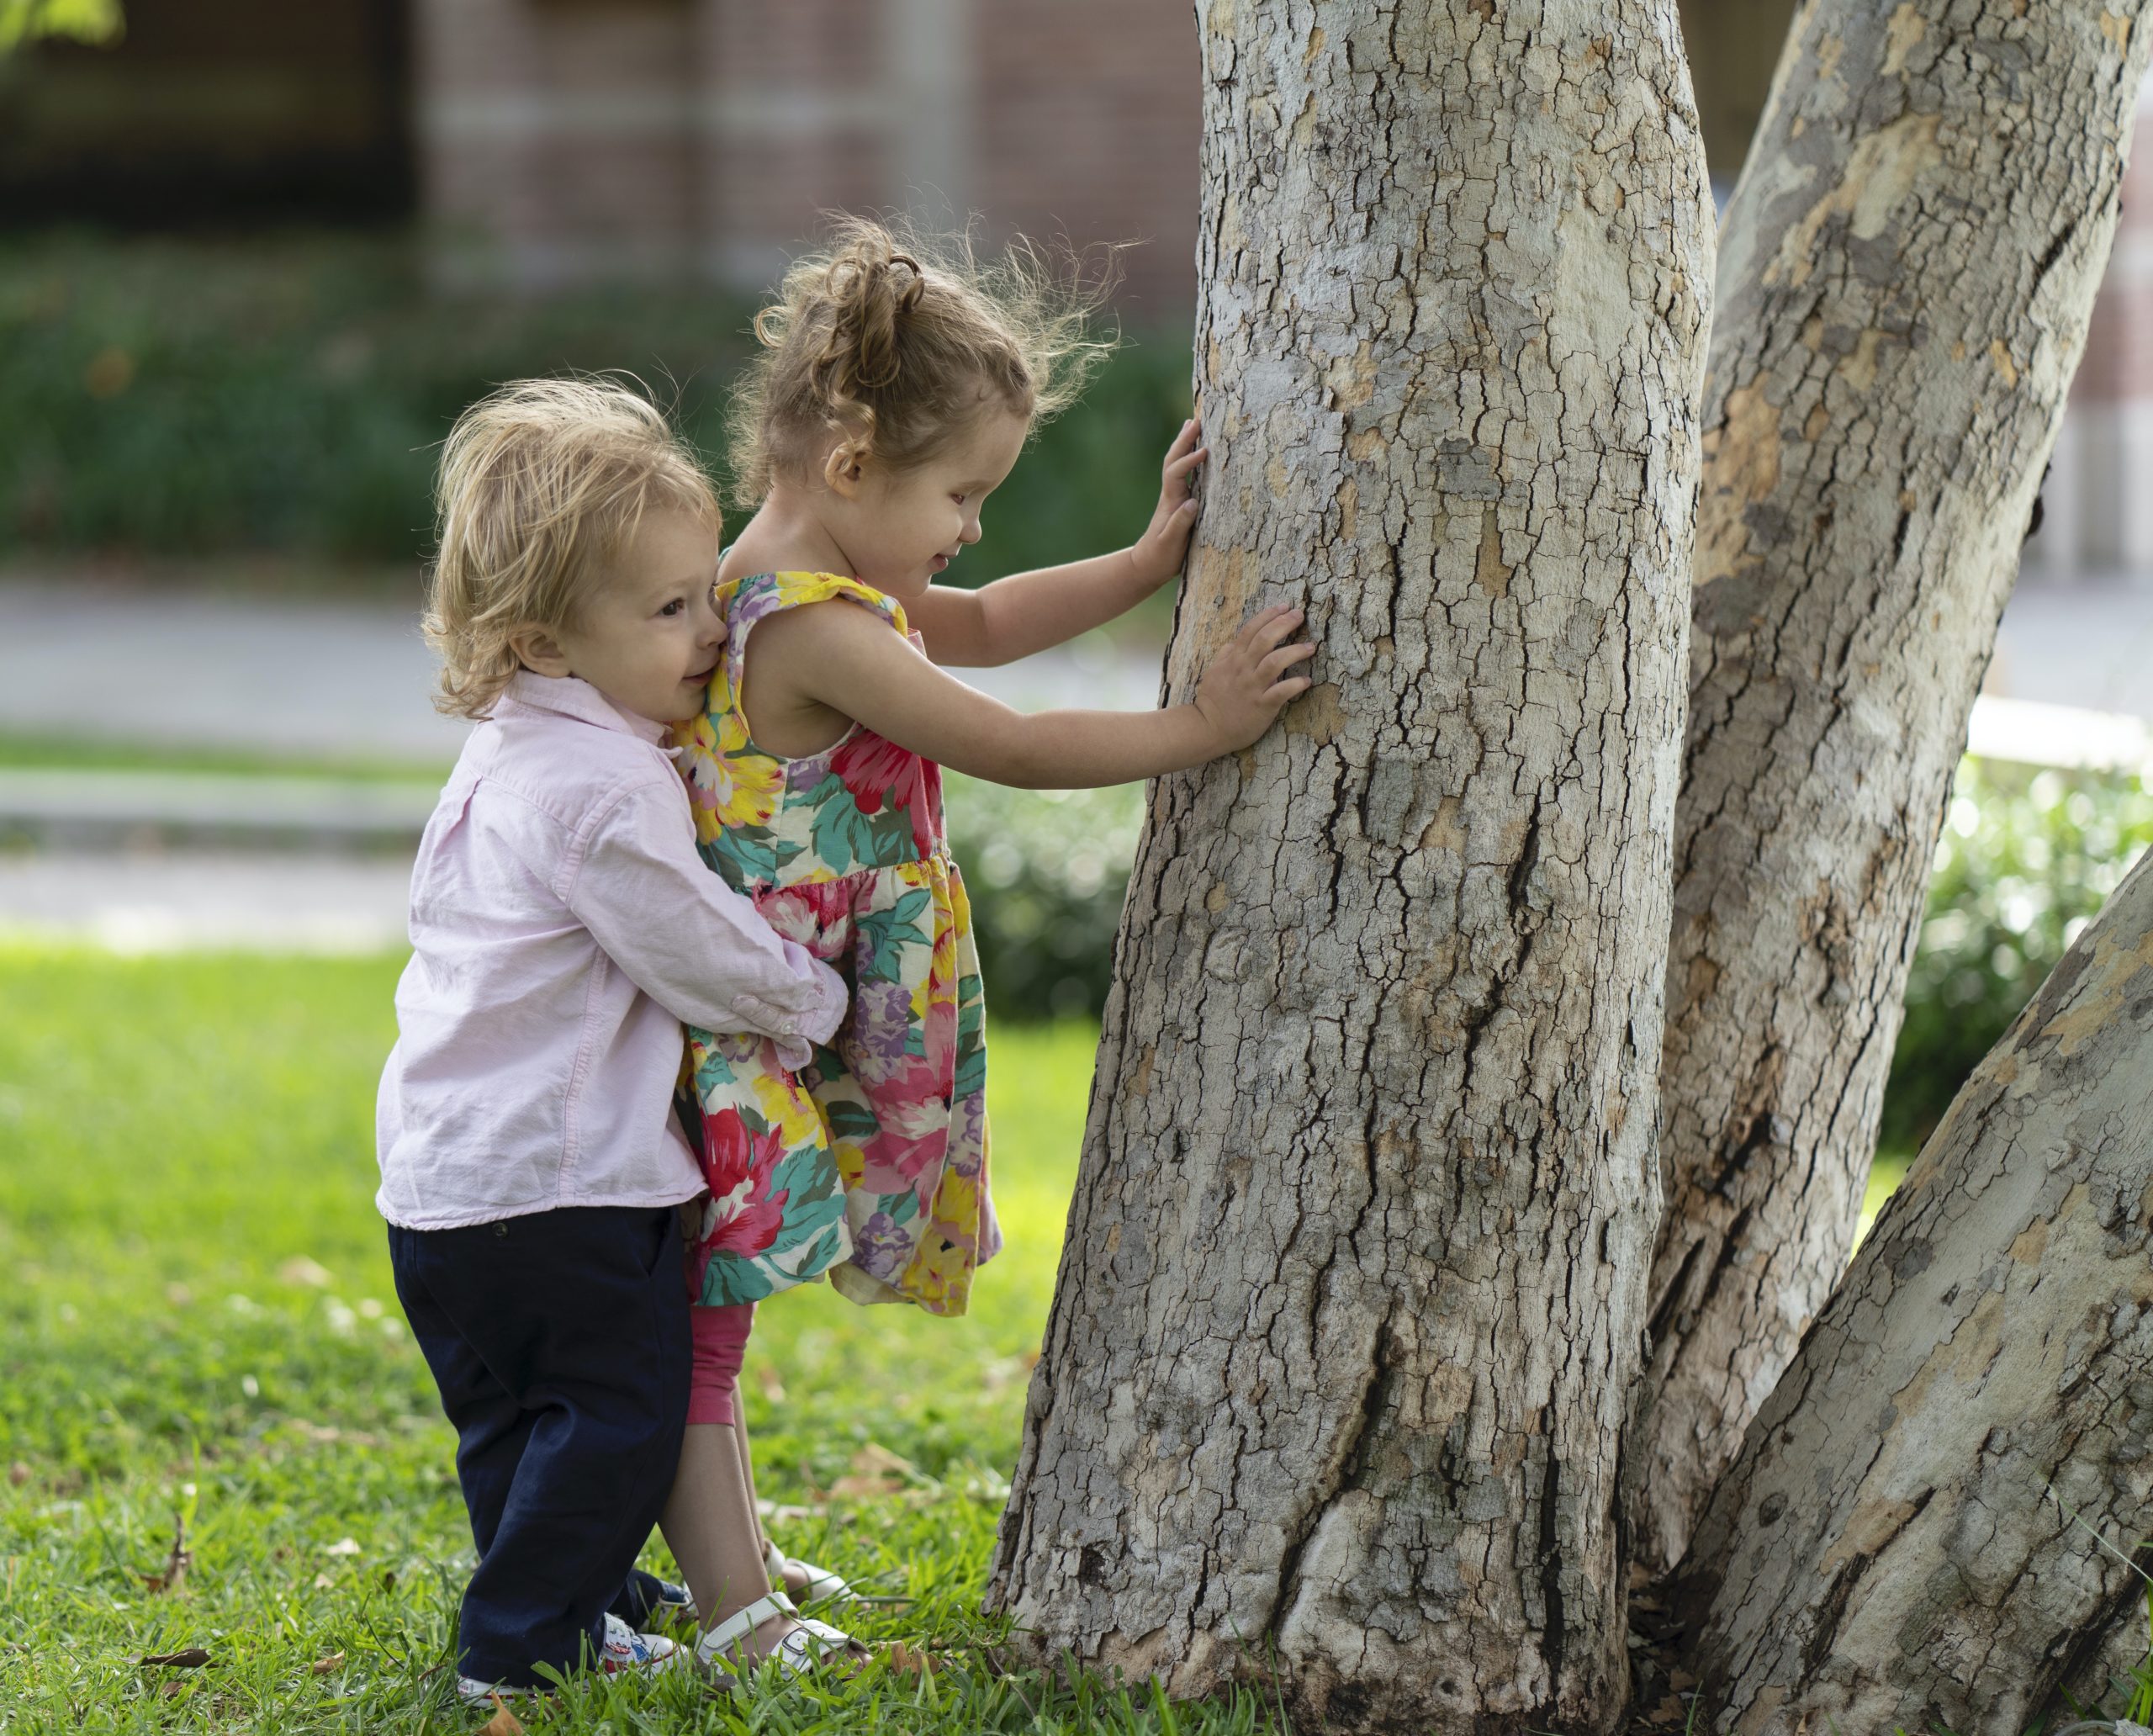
[{"x1": 687, "y1": 1301, "x2": 755, "y2": 1426}]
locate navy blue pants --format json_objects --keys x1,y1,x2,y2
[{"x1": 387, "y1": 1205, "x2": 690, "y2": 1686}]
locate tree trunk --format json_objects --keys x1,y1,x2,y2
[
  {"x1": 1635, "y1": 0, "x2": 2153, "y2": 1578},
  {"x1": 1680, "y1": 845, "x2": 2153, "y2": 1733},
  {"x1": 986, "y1": 3, "x2": 1711, "y2": 1728}
]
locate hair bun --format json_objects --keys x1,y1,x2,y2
[{"x1": 823, "y1": 241, "x2": 925, "y2": 397}]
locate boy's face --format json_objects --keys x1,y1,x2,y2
[
  {"x1": 828, "y1": 405, "x2": 1029, "y2": 601},
  {"x1": 519, "y1": 507, "x2": 726, "y2": 725}
]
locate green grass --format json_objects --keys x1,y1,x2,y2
[
  {"x1": 0, "y1": 945, "x2": 1281, "y2": 1733},
  {"x1": 0, "y1": 730, "x2": 452, "y2": 784}
]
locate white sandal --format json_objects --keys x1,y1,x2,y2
[
  {"x1": 764, "y1": 1537, "x2": 855, "y2": 1604},
  {"x1": 695, "y1": 1589, "x2": 864, "y2": 1678}
]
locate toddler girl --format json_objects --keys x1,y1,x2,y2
[
  {"x1": 375, "y1": 378, "x2": 849, "y2": 1706},
  {"x1": 661, "y1": 219, "x2": 1315, "y2": 1675}
]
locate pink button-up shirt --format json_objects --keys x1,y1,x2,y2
[{"x1": 375, "y1": 673, "x2": 846, "y2": 1231}]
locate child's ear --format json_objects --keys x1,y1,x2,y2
[
  {"x1": 823, "y1": 438, "x2": 870, "y2": 498},
  {"x1": 506, "y1": 624, "x2": 574, "y2": 679}
]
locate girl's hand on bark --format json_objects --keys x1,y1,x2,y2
[
  {"x1": 1125, "y1": 419, "x2": 1209, "y2": 590},
  {"x1": 1193, "y1": 606, "x2": 1315, "y2": 752}
]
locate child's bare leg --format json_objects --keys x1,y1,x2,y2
[
  {"x1": 727, "y1": 1410, "x2": 772, "y2": 1561},
  {"x1": 659, "y1": 1425, "x2": 791, "y2": 1658},
  {"x1": 730, "y1": 1410, "x2": 821, "y2": 1600}
]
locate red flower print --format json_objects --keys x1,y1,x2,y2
[
  {"x1": 699, "y1": 1107, "x2": 792, "y2": 1259},
  {"x1": 701, "y1": 1111, "x2": 770, "y2": 1206},
  {"x1": 709, "y1": 1168, "x2": 791, "y2": 1257},
  {"x1": 831, "y1": 729, "x2": 918, "y2": 819},
  {"x1": 757, "y1": 877, "x2": 859, "y2": 959}
]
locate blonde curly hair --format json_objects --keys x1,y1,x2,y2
[
  {"x1": 728, "y1": 214, "x2": 1120, "y2": 507},
  {"x1": 424, "y1": 377, "x2": 721, "y2": 720}
]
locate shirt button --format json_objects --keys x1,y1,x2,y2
[{"x1": 493, "y1": 1223, "x2": 509, "y2": 1239}]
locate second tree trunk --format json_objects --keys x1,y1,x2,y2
[{"x1": 1638, "y1": 0, "x2": 2153, "y2": 1578}]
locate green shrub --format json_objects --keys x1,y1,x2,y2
[
  {"x1": 1882, "y1": 757, "x2": 2153, "y2": 1150},
  {"x1": 944, "y1": 773, "x2": 1145, "y2": 1021},
  {"x1": 1, "y1": 232, "x2": 1194, "y2": 580}
]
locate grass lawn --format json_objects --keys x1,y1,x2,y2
[{"x1": 0, "y1": 945, "x2": 1281, "y2": 1734}]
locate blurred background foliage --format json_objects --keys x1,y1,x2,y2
[
  {"x1": 946, "y1": 775, "x2": 1146, "y2": 1024},
  {"x1": 0, "y1": 0, "x2": 121, "y2": 54},
  {"x1": 1883, "y1": 758, "x2": 2153, "y2": 1151},
  {"x1": 0, "y1": 233, "x2": 1195, "y2": 582}
]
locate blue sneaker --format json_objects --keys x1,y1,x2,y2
[{"x1": 648, "y1": 1577, "x2": 698, "y2": 1627}]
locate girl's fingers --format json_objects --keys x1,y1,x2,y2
[
  {"x1": 1165, "y1": 445, "x2": 1210, "y2": 479},
  {"x1": 1246, "y1": 606, "x2": 1307, "y2": 650},
  {"x1": 1232, "y1": 606, "x2": 1295, "y2": 652},
  {"x1": 1264, "y1": 675, "x2": 1315, "y2": 703},
  {"x1": 1259, "y1": 643, "x2": 1317, "y2": 679}
]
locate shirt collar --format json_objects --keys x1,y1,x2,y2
[{"x1": 497, "y1": 671, "x2": 670, "y2": 747}]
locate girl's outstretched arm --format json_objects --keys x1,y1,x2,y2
[
  {"x1": 747, "y1": 595, "x2": 1314, "y2": 790},
  {"x1": 908, "y1": 420, "x2": 1207, "y2": 667}
]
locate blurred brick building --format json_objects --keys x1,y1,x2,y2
[
  {"x1": 413, "y1": 0, "x2": 1201, "y2": 315},
  {"x1": 2023, "y1": 78, "x2": 2153, "y2": 580}
]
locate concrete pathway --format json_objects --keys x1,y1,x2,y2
[{"x1": 0, "y1": 850, "x2": 411, "y2": 953}]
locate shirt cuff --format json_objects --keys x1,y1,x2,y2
[{"x1": 733, "y1": 966, "x2": 847, "y2": 1060}]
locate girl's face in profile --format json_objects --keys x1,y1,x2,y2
[{"x1": 831, "y1": 405, "x2": 1030, "y2": 602}]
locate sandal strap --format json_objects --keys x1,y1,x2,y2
[
  {"x1": 764, "y1": 1538, "x2": 857, "y2": 1603},
  {"x1": 695, "y1": 1590, "x2": 799, "y2": 1665},
  {"x1": 773, "y1": 1616, "x2": 860, "y2": 1672}
]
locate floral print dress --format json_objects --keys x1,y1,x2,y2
[{"x1": 668, "y1": 569, "x2": 998, "y2": 1317}]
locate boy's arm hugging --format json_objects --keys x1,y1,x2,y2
[
  {"x1": 903, "y1": 419, "x2": 1209, "y2": 668},
  {"x1": 563, "y1": 770, "x2": 845, "y2": 1066}
]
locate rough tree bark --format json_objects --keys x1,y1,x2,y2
[
  {"x1": 987, "y1": 3, "x2": 1711, "y2": 1729},
  {"x1": 1635, "y1": 0, "x2": 2153, "y2": 1578},
  {"x1": 1679, "y1": 844, "x2": 2153, "y2": 1733}
]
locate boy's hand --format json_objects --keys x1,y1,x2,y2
[
  {"x1": 1193, "y1": 606, "x2": 1316, "y2": 753},
  {"x1": 1125, "y1": 420, "x2": 1209, "y2": 590}
]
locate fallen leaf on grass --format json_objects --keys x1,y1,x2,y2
[
  {"x1": 886, "y1": 1642, "x2": 940, "y2": 1677},
  {"x1": 142, "y1": 1511, "x2": 192, "y2": 1594},
  {"x1": 321, "y1": 1537, "x2": 361, "y2": 1558},
  {"x1": 141, "y1": 1649, "x2": 211, "y2": 1669},
  {"x1": 825, "y1": 1442, "x2": 933, "y2": 1503},
  {"x1": 378, "y1": 1568, "x2": 397, "y2": 1590},
  {"x1": 8, "y1": 1462, "x2": 27, "y2": 1487},
  {"x1": 310, "y1": 1652, "x2": 345, "y2": 1675},
  {"x1": 481, "y1": 1698, "x2": 524, "y2": 1735},
  {"x1": 279, "y1": 1256, "x2": 334, "y2": 1288}
]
